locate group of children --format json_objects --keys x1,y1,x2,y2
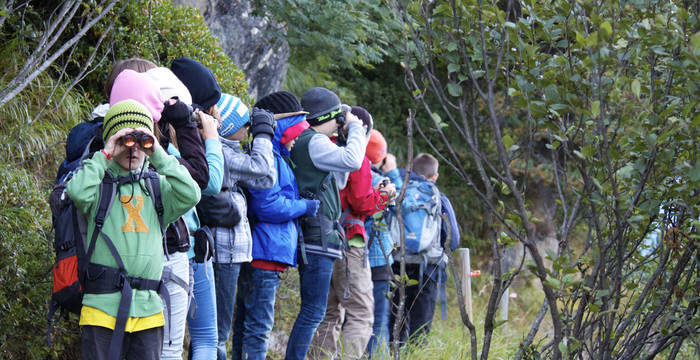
[{"x1": 59, "y1": 56, "x2": 459, "y2": 360}]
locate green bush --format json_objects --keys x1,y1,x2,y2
[
  {"x1": 0, "y1": 1, "x2": 251, "y2": 357},
  {"x1": 68, "y1": 0, "x2": 251, "y2": 105}
]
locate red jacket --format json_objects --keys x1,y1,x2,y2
[{"x1": 340, "y1": 156, "x2": 388, "y2": 243}]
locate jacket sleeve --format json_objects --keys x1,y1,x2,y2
[
  {"x1": 248, "y1": 157, "x2": 307, "y2": 223},
  {"x1": 345, "y1": 157, "x2": 387, "y2": 217},
  {"x1": 201, "y1": 138, "x2": 224, "y2": 196},
  {"x1": 229, "y1": 137, "x2": 276, "y2": 190},
  {"x1": 65, "y1": 151, "x2": 110, "y2": 216},
  {"x1": 308, "y1": 122, "x2": 366, "y2": 173},
  {"x1": 385, "y1": 168, "x2": 404, "y2": 190},
  {"x1": 440, "y1": 193, "x2": 460, "y2": 251},
  {"x1": 249, "y1": 188, "x2": 308, "y2": 224},
  {"x1": 150, "y1": 147, "x2": 202, "y2": 224},
  {"x1": 170, "y1": 122, "x2": 210, "y2": 190}
]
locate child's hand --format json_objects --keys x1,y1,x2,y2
[
  {"x1": 136, "y1": 128, "x2": 161, "y2": 156},
  {"x1": 303, "y1": 199, "x2": 321, "y2": 217},
  {"x1": 198, "y1": 110, "x2": 219, "y2": 140},
  {"x1": 343, "y1": 111, "x2": 361, "y2": 131},
  {"x1": 381, "y1": 153, "x2": 397, "y2": 173}
]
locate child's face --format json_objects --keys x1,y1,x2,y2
[
  {"x1": 113, "y1": 141, "x2": 146, "y2": 171},
  {"x1": 228, "y1": 125, "x2": 249, "y2": 141},
  {"x1": 284, "y1": 138, "x2": 296, "y2": 151}
]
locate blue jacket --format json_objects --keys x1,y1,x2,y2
[{"x1": 248, "y1": 114, "x2": 309, "y2": 266}]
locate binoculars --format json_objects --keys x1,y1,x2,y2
[
  {"x1": 335, "y1": 104, "x2": 351, "y2": 127},
  {"x1": 120, "y1": 131, "x2": 154, "y2": 149}
]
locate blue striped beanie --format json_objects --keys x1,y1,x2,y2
[{"x1": 217, "y1": 93, "x2": 250, "y2": 138}]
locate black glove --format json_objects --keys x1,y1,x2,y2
[
  {"x1": 161, "y1": 97, "x2": 193, "y2": 128},
  {"x1": 249, "y1": 107, "x2": 275, "y2": 140}
]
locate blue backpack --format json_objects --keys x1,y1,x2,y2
[{"x1": 390, "y1": 179, "x2": 444, "y2": 263}]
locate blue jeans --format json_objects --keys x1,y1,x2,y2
[
  {"x1": 231, "y1": 263, "x2": 281, "y2": 360},
  {"x1": 188, "y1": 259, "x2": 217, "y2": 360},
  {"x1": 367, "y1": 280, "x2": 391, "y2": 359},
  {"x1": 285, "y1": 253, "x2": 335, "y2": 360},
  {"x1": 213, "y1": 262, "x2": 242, "y2": 360}
]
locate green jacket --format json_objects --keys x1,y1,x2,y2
[{"x1": 66, "y1": 149, "x2": 200, "y2": 318}]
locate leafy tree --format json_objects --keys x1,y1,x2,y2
[
  {"x1": 251, "y1": 0, "x2": 396, "y2": 95},
  {"x1": 389, "y1": 0, "x2": 699, "y2": 359}
]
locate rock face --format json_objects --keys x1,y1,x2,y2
[{"x1": 172, "y1": 0, "x2": 289, "y2": 101}]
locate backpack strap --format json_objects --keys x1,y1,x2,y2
[
  {"x1": 142, "y1": 171, "x2": 167, "y2": 260},
  {"x1": 297, "y1": 219, "x2": 308, "y2": 265}
]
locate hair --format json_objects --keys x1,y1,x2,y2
[
  {"x1": 104, "y1": 57, "x2": 158, "y2": 97},
  {"x1": 412, "y1": 153, "x2": 439, "y2": 178},
  {"x1": 207, "y1": 104, "x2": 222, "y2": 123}
]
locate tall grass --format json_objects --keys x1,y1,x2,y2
[{"x1": 263, "y1": 263, "x2": 552, "y2": 360}]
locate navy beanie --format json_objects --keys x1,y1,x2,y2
[
  {"x1": 301, "y1": 87, "x2": 341, "y2": 125},
  {"x1": 170, "y1": 57, "x2": 221, "y2": 109},
  {"x1": 255, "y1": 91, "x2": 303, "y2": 115}
]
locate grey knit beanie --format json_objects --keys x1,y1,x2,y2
[{"x1": 301, "y1": 87, "x2": 341, "y2": 125}]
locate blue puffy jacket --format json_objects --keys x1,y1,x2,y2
[{"x1": 248, "y1": 114, "x2": 309, "y2": 266}]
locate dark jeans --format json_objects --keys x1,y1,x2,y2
[
  {"x1": 389, "y1": 263, "x2": 438, "y2": 345},
  {"x1": 232, "y1": 263, "x2": 282, "y2": 360},
  {"x1": 213, "y1": 262, "x2": 242, "y2": 360},
  {"x1": 81, "y1": 325, "x2": 163, "y2": 360},
  {"x1": 285, "y1": 252, "x2": 336, "y2": 360},
  {"x1": 367, "y1": 279, "x2": 391, "y2": 359}
]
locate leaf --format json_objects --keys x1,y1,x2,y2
[
  {"x1": 447, "y1": 63, "x2": 460, "y2": 73},
  {"x1": 600, "y1": 21, "x2": 612, "y2": 40},
  {"x1": 591, "y1": 101, "x2": 601, "y2": 117},
  {"x1": 502, "y1": 134, "x2": 514, "y2": 149},
  {"x1": 690, "y1": 31, "x2": 700, "y2": 53},
  {"x1": 447, "y1": 83, "x2": 462, "y2": 97},
  {"x1": 558, "y1": 341, "x2": 568, "y2": 355},
  {"x1": 689, "y1": 162, "x2": 700, "y2": 182},
  {"x1": 631, "y1": 79, "x2": 641, "y2": 98}
]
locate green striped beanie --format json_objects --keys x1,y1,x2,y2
[{"x1": 103, "y1": 99, "x2": 154, "y2": 142}]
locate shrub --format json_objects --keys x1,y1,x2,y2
[{"x1": 71, "y1": 0, "x2": 251, "y2": 105}]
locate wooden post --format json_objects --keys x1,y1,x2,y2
[
  {"x1": 456, "y1": 248, "x2": 473, "y2": 321},
  {"x1": 500, "y1": 287, "x2": 509, "y2": 332}
]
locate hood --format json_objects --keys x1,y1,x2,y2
[
  {"x1": 109, "y1": 69, "x2": 164, "y2": 123},
  {"x1": 272, "y1": 113, "x2": 307, "y2": 156},
  {"x1": 65, "y1": 105, "x2": 106, "y2": 162},
  {"x1": 398, "y1": 168, "x2": 426, "y2": 182}
]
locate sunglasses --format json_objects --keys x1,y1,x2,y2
[{"x1": 120, "y1": 131, "x2": 154, "y2": 149}]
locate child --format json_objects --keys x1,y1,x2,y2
[
  {"x1": 311, "y1": 108, "x2": 395, "y2": 360},
  {"x1": 170, "y1": 57, "x2": 227, "y2": 360},
  {"x1": 231, "y1": 91, "x2": 319, "y2": 360},
  {"x1": 200, "y1": 92, "x2": 276, "y2": 360},
  {"x1": 285, "y1": 87, "x2": 367, "y2": 360},
  {"x1": 366, "y1": 151, "x2": 402, "y2": 359},
  {"x1": 388, "y1": 153, "x2": 460, "y2": 345},
  {"x1": 68, "y1": 99, "x2": 201, "y2": 360}
]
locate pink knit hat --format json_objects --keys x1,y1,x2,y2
[{"x1": 109, "y1": 69, "x2": 164, "y2": 123}]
